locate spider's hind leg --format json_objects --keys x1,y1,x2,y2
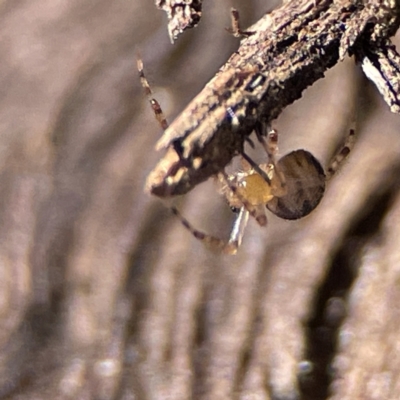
[{"x1": 325, "y1": 126, "x2": 356, "y2": 179}]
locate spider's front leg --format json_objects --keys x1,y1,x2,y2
[
  {"x1": 170, "y1": 206, "x2": 246, "y2": 255},
  {"x1": 137, "y1": 58, "x2": 169, "y2": 131}
]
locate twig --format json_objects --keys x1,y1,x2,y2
[{"x1": 146, "y1": 0, "x2": 400, "y2": 197}]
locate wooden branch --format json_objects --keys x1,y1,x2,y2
[
  {"x1": 146, "y1": 0, "x2": 400, "y2": 197},
  {"x1": 356, "y1": 39, "x2": 400, "y2": 112}
]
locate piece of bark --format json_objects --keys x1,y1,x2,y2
[{"x1": 156, "y1": 0, "x2": 203, "y2": 42}]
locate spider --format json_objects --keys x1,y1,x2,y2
[
  {"x1": 171, "y1": 124, "x2": 355, "y2": 254},
  {"x1": 138, "y1": 58, "x2": 355, "y2": 254}
]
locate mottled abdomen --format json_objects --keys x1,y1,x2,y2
[{"x1": 267, "y1": 150, "x2": 326, "y2": 220}]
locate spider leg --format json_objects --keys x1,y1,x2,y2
[
  {"x1": 255, "y1": 122, "x2": 278, "y2": 161},
  {"x1": 254, "y1": 122, "x2": 287, "y2": 194},
  {"x1": 245, "y1": 136, "x2": 255, "y2": 149},
  {"x1": 240, "y1": 151, "x2": 272, "y2": 185},
  {"x1": 226, "y1": 8, "x2": 255, "y2": 38},
  {"x1": 325, "y1": 126, "x2": 356, "y2": 179},
  {"x1": 227, "y1": 207, "x2": 250, "y2": 253},
  {"x1": 170, "y1": 206, "x2": 242, "y2": 255},
  {"x1": 137, "y1": 58, "x2": 169, "y2": 131}
]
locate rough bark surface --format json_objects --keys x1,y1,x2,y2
[
  {"x1": 156, "y1": 0, "x2": 203, "y2": 42},
  {"x1": 146, "y1": 0, "x2": 400, "y2": 197},
  {"x1": 1, "y1": 1, "x2": 400, "y2": 400}
]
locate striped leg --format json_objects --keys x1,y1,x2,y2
[
  {"x1": 326, "y1": 126, "x2": 356, "y2": 179},
  {"x1": 170, "y1": 206, "x2": 246, "y2": 255},
  {"x1": 226, "y1": 8, "x2": 255, "y2": 38},
  {"x1": 137, "y1": 58, "x2": 169, "y2": 130},
  {"x1": 255, "y1": 123, "x2": 287, "y2": 193}
]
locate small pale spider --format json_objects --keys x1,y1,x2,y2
[
  {"x1": 171, "y1": 124, "x2": 355, "y2": 254},
  {"x1": 138, "y1": 58, "x2": 355, "y2": 254}
]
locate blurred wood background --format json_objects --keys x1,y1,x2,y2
[{"x1": 1, "y1": 1, "x2": 400, "y2": 399}]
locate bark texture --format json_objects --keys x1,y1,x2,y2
[
  {"x1": 156, "y1": 0, "x2": 203, "y2": 42},
  {"x1": 146, "y1": 0, "x2": 400, "y2": 197},
  {"x1": 1, "y1": 1, "x2": 400, "y2": 400}
]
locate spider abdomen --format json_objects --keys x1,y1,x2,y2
[{"x1": 266, "y1": 150, "x2": 326, "y2": 220}]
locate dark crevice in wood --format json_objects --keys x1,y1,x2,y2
[
  {"x1": 301, "y1": 186, "x2": 399, "y2": 400},
  {"x1": 191, "y1": 293, "x2": 209, "y2": 399},
  {"x1": 301, "y1": 247, "x2": 356, "y2": 400},
  {"x1": 124, "y1": 204, "x2": 170, "y2": 312}
]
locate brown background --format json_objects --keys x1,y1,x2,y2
[{"x1": 1, "y1": 1, "x2": 400, "y2": 399}]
